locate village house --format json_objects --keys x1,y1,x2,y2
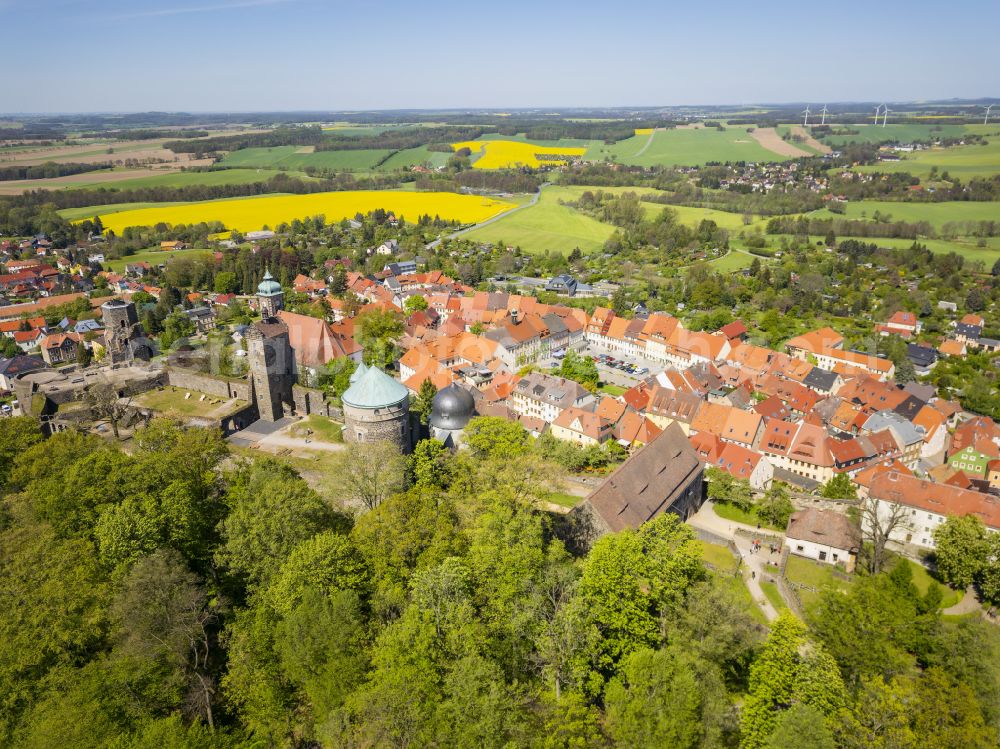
[
  {"x1": 550, "y1": 407, "x2": 614, "y2": 446},
  {"x1": 786, "y1": 508, "x2": 858, "y2": 571},
  {"x1": 690, "y1": 432, "x2": 774, "y2": 490},
  {"x1": 865, "y1": 471, "x2": 1000, "y2": 551},
  {"x1": 40, "y1": 332, "x2": 82, "y2": 365},
  {"x1": 509, "y1": 372, "x2": 595, "y2": 423}
]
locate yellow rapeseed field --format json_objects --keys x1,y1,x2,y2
[
  {"x1": 90, "y1": 190, "x2": 515, "y2": 234},
  {"x1": 451, "y1": 140, "x2": 587, "y2": 169},
  {"x1": 634, "y1": 128, "x2": 654, "y2": 135}
]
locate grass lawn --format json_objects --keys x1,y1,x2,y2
[
  {"x1": 598, "y1": 383, "x2": 627, "y2": 396},
  {"x1": 712, "y1": 501, "x2": 784, "y2": 531},
  {"x1": 708, "y1": 249, "x2": 758, "y2": 273},
  {"x1": 901, "y1": 558, "x2": 961, "y2": 609},
  {"x1": 545, "y1": 491, "x2": 583, "y2": 509},
  {"x1": 591, "y1": 126, "x2": 791, "y2": 167},
  {"x1": 135, "y1": 386, "x2": 245, "y2": 419},
  {"x1": 759, "y1": 580, "x2": 788, "y2": 612},
  {"x1": 288, "y1": 414, "x2": 344, "y2": 443},
  {"x1": 219, "y1": 146, "x2": 395, "y2": 171},
  {"x1": 783, "y1": 554, "x2": 854, "y2": 610},
  {"x1": 700, "y1": 541, "x2": 739, "y2": 573},
  {"x1": 715, "y1": 572, "x2": 770, "y2": 626},
  {"x1": 104, "y1": 247, "x2": 211, "y2": 271},
  {"x1": 462, "y1": 185, "x2": 616, "y2": 255}
]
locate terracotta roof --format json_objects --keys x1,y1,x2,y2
[
  {"x1": 786, "y1": 327, "x2": 844, "y2": 354},
  {"x1": 869, "y1": 471, "x2": 1000, "y2": 530}
]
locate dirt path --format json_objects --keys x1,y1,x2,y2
[
  {"x1": 425, "y1": 182, "x2": 549, "y2": 249},
  {"x1": 789, "y1": 125, "x2": 832, "y2": 154},
  {"x1": 257, "y1": 432, "x2": 345, "y2": 453},
  {"x1": 634, "y1": 128, "x2": 658, "y2": 157},
  {"x1": 749, "y1": 127, "x2": 811, "y2": 158},
  {"x1": 944, "y1": 586, "x2": 984, "y2": 616},
  {"x1": 688, "y1": 501, "x2": 787, "y2": 621}
]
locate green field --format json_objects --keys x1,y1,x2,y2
[
  {"x1": 375, "y1": 146, "x2": 452, "y2": 171},
  {"x1": 700, "y1": 541, "x2": 739, "y2": 572},
  {"x1": 820, "y1": 123, "x2": 975, "y2": 146},
  {"x1": 784, "y1": 554, "x2": 854, "y2": 609},
  {"x1": 856, "y1": 139, "x2": 1000, "y2": 180},
  {"x1": 708, "y1": 249, "x2": 760, "y2": 273},
  {"x1": 59, "y1": 202, "x2": 183, "y2": 220},
  {"x1": 60, "y1": 167, "x2": 310, "y2": 192},
  {"x1": 462, "y1": 185, "x2": 616, "y2": 254},
  {"x1": 219, "y1": 146, "x2": 394, "y2": 171},
  {"x1": 808, "y1": 200, "x2": 1000, "y2": 230},
  {"x1": 589, "y1": 126, "x2": 790, "y2": 167},
  {"x1": 134, "y1": 386, "x2": 245, "y2": 419},
  {"x1": 104, "y1": 247, "x2": 212, "y2": 271}
]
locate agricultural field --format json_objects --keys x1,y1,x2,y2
[
  {"x1": 452, "y1": 139, "x2": 587, "y2": 169},
  {"x1": 84, "y1": 190, "x2": 516, "y2": 234},
  {"x1": 818, "y1": 123, "x2": 989, "y2": 147},
  {"x1": 375, "y1": 146, "x2": 452, "y2": 171},
  {"x1": 807, "y1": 200, "x2": 1000, "y2": 230},
  {"x1": 462, "y1": 185, "x2": 616, "y2": 254},
  {"x1": 856, "y1": 138, "x2": 1000, "y2": 180},
  {"x1": 218, "y1": 146, "x2": 394, "y2": 171},
  {"x1": 588, "y1": 125, "x2": 795, "y2": 167}
]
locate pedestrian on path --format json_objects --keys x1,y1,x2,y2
[{"x1": 752, "y1": 570, "x2": 756, "y2": 580}]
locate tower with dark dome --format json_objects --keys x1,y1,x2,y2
[
  {"x1": 257, "y1": 269, "x2": 284, "y2": 319},
  {"x1": 429, "y1": 382, "x2": 476, "y2": 448}
]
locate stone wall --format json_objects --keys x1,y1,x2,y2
[
  {"x1": 292, "y1": 385, "x2": 342, "y2": 419},
  {"x1": 343, "y1": 399, "x2": 411, "y2": 452},
  {"x1": 166, "y1": 370, "x2": 250, "y2": 401}
]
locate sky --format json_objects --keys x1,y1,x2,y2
[{"x1": 2, "y1": 0, "x2": 998, "y2": 113}]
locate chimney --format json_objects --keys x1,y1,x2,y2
[{"x1": 510, "y1": 308, "x2": 520, "y2": 325}]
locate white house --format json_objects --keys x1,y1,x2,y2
[{"x1": 785, "y1": 508, "x2": 858, "y2": 571}]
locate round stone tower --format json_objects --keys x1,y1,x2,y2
[
  {"x1": 257, "y1": 269, "x2": 284, "y2": 319},
  {"x1": 341, "y1": 366, "x2": 411, "y2": 452},
  {"x1": 429, "y1": 382, "x2": 476, "y2": 448}
]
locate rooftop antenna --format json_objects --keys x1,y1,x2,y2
[
  {"x1": 882, "y1": 106, "x2": 890, "y2": 127},
  {"x1": 802, "y1": 105, "x2": 811, "y2": 127},
  {"x1": 986, "y1": 104, "x2": 994, "y2": 126}
]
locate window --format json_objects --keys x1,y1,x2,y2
[
  {"x1": 796, "y1": 545, "x2": 804, "y2": 552},
  {"x1": 833, "y1": 553, "x2": 839, "y2": 562},
  {"x1": 819, "y1": 551, "x2": 827, "y2": 561}
]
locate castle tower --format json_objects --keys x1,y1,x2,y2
[
  {"x1": 429, "y1": 382, "x2": 476, "y2": 449},
  {"x1": 101, "y1": 299, "x2": 149, "y2": 363},
  {"x1": 246, "y1": 318, "x2": 295, "y2": 421},
  {"x1": 257, "y1": 269, "x2": 284, "y2": 319},
  {"x1": 341, "y1": 366, "x2": 412, "y2": 452}
]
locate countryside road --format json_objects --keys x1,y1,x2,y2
[{"x1": 425, "y1": 182, "x2": 549, "y2": 250}]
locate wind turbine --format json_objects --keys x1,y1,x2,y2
[
  {"x1": 874, "y1": 104, "x2": 883, "y2": 125},
  {"x1": 802, "y1": 105, "x2": 811, "y2": 127},
  {"x1": 986, "y1": 105, "x2": 994, "y2": 126},
  {"x1": 820, "y1": 104, "x2": 828, "y2": 125},
  {"x1": 882, "y1": 106, "x2": 890, "y2": 127}
]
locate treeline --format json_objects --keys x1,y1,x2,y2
[
  {"x1": 647, "y1": 184, "x2": 827, "y2": 216},
  {"x1": 4, "y1": 171, "x2": 404, "y2": 212},
  {"x1": 767, "y1": 215, "x2": 1000, "y2": 239},
  {"x1": 416, "y1": 171, "x2": 542, "y2": 194},
  {"x1": 314, "y1": 126, "x2": 487, "y2": 152},
  {"x1": 163, "y1": 126, "x2": 326, "y2": 156},
  {"x1": 495, "y1": 120, "x2": 665, "y2": 143},
  {"x1": 0, "y1": 161, "x2": 115, "y2": 182},
  {"x1": 78, "y1": 129, "x2": 211, "y2": 140}
]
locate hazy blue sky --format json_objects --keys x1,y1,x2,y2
[{"x1": 3, "y1": 0, "x2": 997, "y2": 112}]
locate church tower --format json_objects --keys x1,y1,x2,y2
[{"x1": 257, "y1": 269, "x2": 284, "y2": 319}]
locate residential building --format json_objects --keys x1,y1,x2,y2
[
  {"x1": 509, "y1": 372, "x2": 595, "y2": 423},
  {"x1": 786, "y1": 509, "x2": 858, "y2": 571}
]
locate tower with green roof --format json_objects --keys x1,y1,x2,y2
[
  {"x1": 257, "y1": 269, "x2": 284, "y2": 319},
  {"x1": 341, "y1": 365, "x2": 412, "y2": 452}
]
